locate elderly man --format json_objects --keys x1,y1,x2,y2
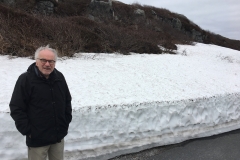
[{"x1": 9, "y1": 45, "x2": 72, "y2": 160}]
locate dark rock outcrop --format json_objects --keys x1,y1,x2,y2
[
  {"x1": 172, "y1": 18, "x2": 182, "y2": 30},
  {"x1": 0, "y1": 0, "x2": 15, "y2": 5},
  {"x1": 191, "y1": 29, "x2": 203, "y2": 42},
  {"x1": 89, "y1": 0, "x2": 114, "y2": 20},
  {"x1": 157, "y1": 16, "x2": 206, "y2": 42},
  {"x1": 89, "y1": 0, "x2": 113, "y2": 13},
  {"x1": 35, "y1": 1, "x2": 55, "y2": 15}
]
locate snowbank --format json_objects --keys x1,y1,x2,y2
[{"x1": 0, "y1": 43, "x2": 240, "y2": 159}]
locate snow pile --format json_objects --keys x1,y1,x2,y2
[{"x1": 0, "y1": 43, "x2": 240, "y2": 160}]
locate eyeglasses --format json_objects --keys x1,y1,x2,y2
[{"x1": 37, "y1": 58, "x2": 56, "y2": 65}]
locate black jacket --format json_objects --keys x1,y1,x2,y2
[{"x1": 9, "y1": 62, "x2": 72, "y2": 147}]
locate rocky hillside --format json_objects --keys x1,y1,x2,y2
[{"x1": 0, "y1": 0, "x2": 239, "y2": 57}]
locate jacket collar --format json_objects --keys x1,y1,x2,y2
[{"x1": 27, "y1": 62, "x2": 58, "y2": 81}]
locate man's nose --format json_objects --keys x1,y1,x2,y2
[{"x1": 45, "y1": 61, "x2": 51, "y2": 66}]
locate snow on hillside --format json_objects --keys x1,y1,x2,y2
[{"x1": 0, "y1": 43, "x2": 240, "y2": 160}]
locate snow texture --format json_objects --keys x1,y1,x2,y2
[{"x1": 0, "y1": 43, "x2": 240, "y2": 159}]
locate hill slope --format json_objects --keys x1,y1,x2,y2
[{"x1": 0, "y1": 0, "x2": 239, "y2": 57}]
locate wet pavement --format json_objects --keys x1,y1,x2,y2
[{"x1": 110, "y1": 129, "x2": 240, "y2": 160}]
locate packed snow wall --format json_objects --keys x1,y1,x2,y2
[{"x1": 1, "y1": 93, "x2": 240, "y2": 160}]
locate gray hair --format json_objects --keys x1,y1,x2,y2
[{"x1": 34, "y1": 45, "x2": 58, "y2": 60}]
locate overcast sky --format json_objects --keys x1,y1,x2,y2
[{"x1": 117, "y1": 0, "x2": 240, "y2": 40}]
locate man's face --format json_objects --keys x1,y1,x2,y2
[{"x1": 36, "y1": 49, "x2": 56, "y2": 78}]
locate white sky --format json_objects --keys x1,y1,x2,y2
[{"x1": 117, "y1": 0, "x2": 240, "y2": 40}]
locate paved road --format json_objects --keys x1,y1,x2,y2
[{"x1": 110, "y1": 129, "x2": 240, "y2": 160}]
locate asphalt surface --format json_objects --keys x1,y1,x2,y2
[{"x1": 110, "y1": 129, "x2": 240, "y2": 160}]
